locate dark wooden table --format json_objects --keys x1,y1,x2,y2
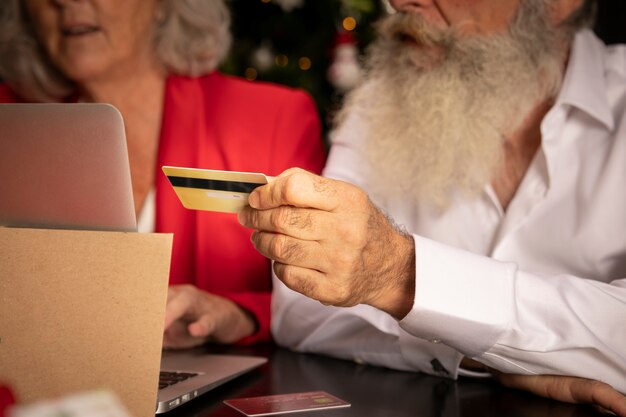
[{"x1": 166, "y1": 344, "x2": 607, "y2": 417}]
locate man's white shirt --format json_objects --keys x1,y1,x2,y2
[{"x1": 271, "y1": 29, "x2": 626, "y2": 393}]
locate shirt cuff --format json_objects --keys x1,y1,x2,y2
[{"x1": 399, "y1": 235, "x2": 516, "y2": 358}]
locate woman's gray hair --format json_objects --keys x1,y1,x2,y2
[{"x1": 0, "y1": 0, "x2": 232, "y2": 102}]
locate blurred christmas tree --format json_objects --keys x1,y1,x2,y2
[{"x1": 221, "y1": 0, "x2": 385, "y2": 138}]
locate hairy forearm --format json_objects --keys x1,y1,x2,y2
[{"x1": 366, "y1": 227, "x2": 416, "y2": 319}]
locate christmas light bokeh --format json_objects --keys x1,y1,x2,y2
[{"x1": 222, "y1": 0, "x2": 385, "y2": 136}]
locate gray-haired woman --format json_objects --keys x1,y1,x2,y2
[{"x1": 0, "y1": 0, "x2": 326, "y2": 347}]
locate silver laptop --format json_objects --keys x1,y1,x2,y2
[
  {"x1": 0, "y1": 103, "x2": 266, "y2": 414},
  {"x1": 0, "y1": 103, "x2": 137, "y2": 232}
]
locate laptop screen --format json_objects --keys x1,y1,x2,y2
[{"x1": 0, "y1": 103, "x2": 136, "y2": 232}]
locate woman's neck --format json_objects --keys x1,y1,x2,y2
[{"x1": 78, "y1": 65, "x2": 168, "y2": 217}]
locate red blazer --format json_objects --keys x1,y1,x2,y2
[
  {"x1": 0, "y1": 72, "x2": 326, "y2": 344},
  {"x1": 0, "y1": 385, "x2": 15, "y2": 417}
]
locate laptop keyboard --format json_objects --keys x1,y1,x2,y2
[{"x1": 159, "y1": 371, "x2": 200, "y2": 390}]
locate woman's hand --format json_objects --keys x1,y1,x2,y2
[{"x1": 163, "y1": 284, "x2": 256, "y2": 348}]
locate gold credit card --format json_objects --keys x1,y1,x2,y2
[{"x1": 162, "y1": 166, "x2": 269, "y2": 213}]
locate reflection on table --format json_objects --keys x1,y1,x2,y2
[{"x1": 166, "y1": 344, "x2": 607, "y2": 417}]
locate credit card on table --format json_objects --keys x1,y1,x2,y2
[
  {"x1": 224, "y1": 391, "x2": 351, "y2": 416},
  {"x1": 162, "y1": 166, "x2": 269, "y2": 213}
]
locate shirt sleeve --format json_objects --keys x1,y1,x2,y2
[
  {"x1": 400, "y1": 235, "x2": 626, "y2": 393},
  {"x1": 271, "y1": 272, "x2": 464, "y2": 376}
]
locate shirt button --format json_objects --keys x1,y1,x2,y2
[{"x1": 430, "y1": 339, "x2": 441, "y2": 344}]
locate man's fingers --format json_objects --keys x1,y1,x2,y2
[
  {"x1": 495, "y1": 373, "x2": 626, "y2": 417},
  {"x1": 559, "y1": 378, "x2": 626, "y2": 416},
  {"x1": 273, "y1": 263, "x2": 359, "y2": 307},
  {"x1": 273, "y1": 262, "x2": 326, "y2": 301},
  {"x1": 251, "y1": 231, "x2": 329, "y2": 272},
  {"x1": 572, "y1": 380, "x2": 626, "y2": 417},
  {"x1": 239, "y1": 205, "x2": 332, "y2": 241},
  {"x1": 249, "y1": 169, "x2": 342, "y2": 212}
]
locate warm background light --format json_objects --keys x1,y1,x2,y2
[
  {"x1": 244, "y1": 67, "x2": 258, "y2": 80},
  {"x1": 275, "y1": 54, "x2": 289, "y2": 67},
  {"x1": 342, "y1": 16, "x2": 357, "y2": 31},
  {"x1": 298, "y1": 57, "x2": 312, "y2": 70}
]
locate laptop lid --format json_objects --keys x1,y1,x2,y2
[{"x1": 0, "y1": 103, "x2": 136, "y2": 232}]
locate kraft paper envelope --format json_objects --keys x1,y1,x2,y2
[{"x1": 0, "y1": 227, "x2": 173, "y2": 417}]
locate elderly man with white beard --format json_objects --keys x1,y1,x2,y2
[{"x1": 238, "y1": 0, "x2": 626, "y2": 413}]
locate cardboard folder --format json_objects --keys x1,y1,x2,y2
[{"x1": 0, "y1": 227, "x2": 173, "y2": 417}]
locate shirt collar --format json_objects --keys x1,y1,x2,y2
[{"x1": 556, "y1": 29, "x2": 614, "y2": 130}]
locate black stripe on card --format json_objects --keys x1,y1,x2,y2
[{"x1": 167, "y1": 176, "x2": 263, "y2": 193}]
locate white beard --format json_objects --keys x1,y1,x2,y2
[{"x1": 335, "y1": 2, "x2": 566, "y2": 207}]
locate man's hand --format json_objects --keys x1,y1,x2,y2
[
  {"x1": 163, "y1": 285, "x2": 256, "y2": 349},
  {"x1": 492, "y1": 372, "x2": 626, "y2": 417},
  {"x1": 238, "y1": 168, "x2": 415, "y2": 319},
  {"x1": 461, "y1": 358, "x2": 626, "y2": 415}
]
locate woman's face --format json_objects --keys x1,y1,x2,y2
[{"x1": 24, "y1": 0, "x2": 160, "y2": 84}]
